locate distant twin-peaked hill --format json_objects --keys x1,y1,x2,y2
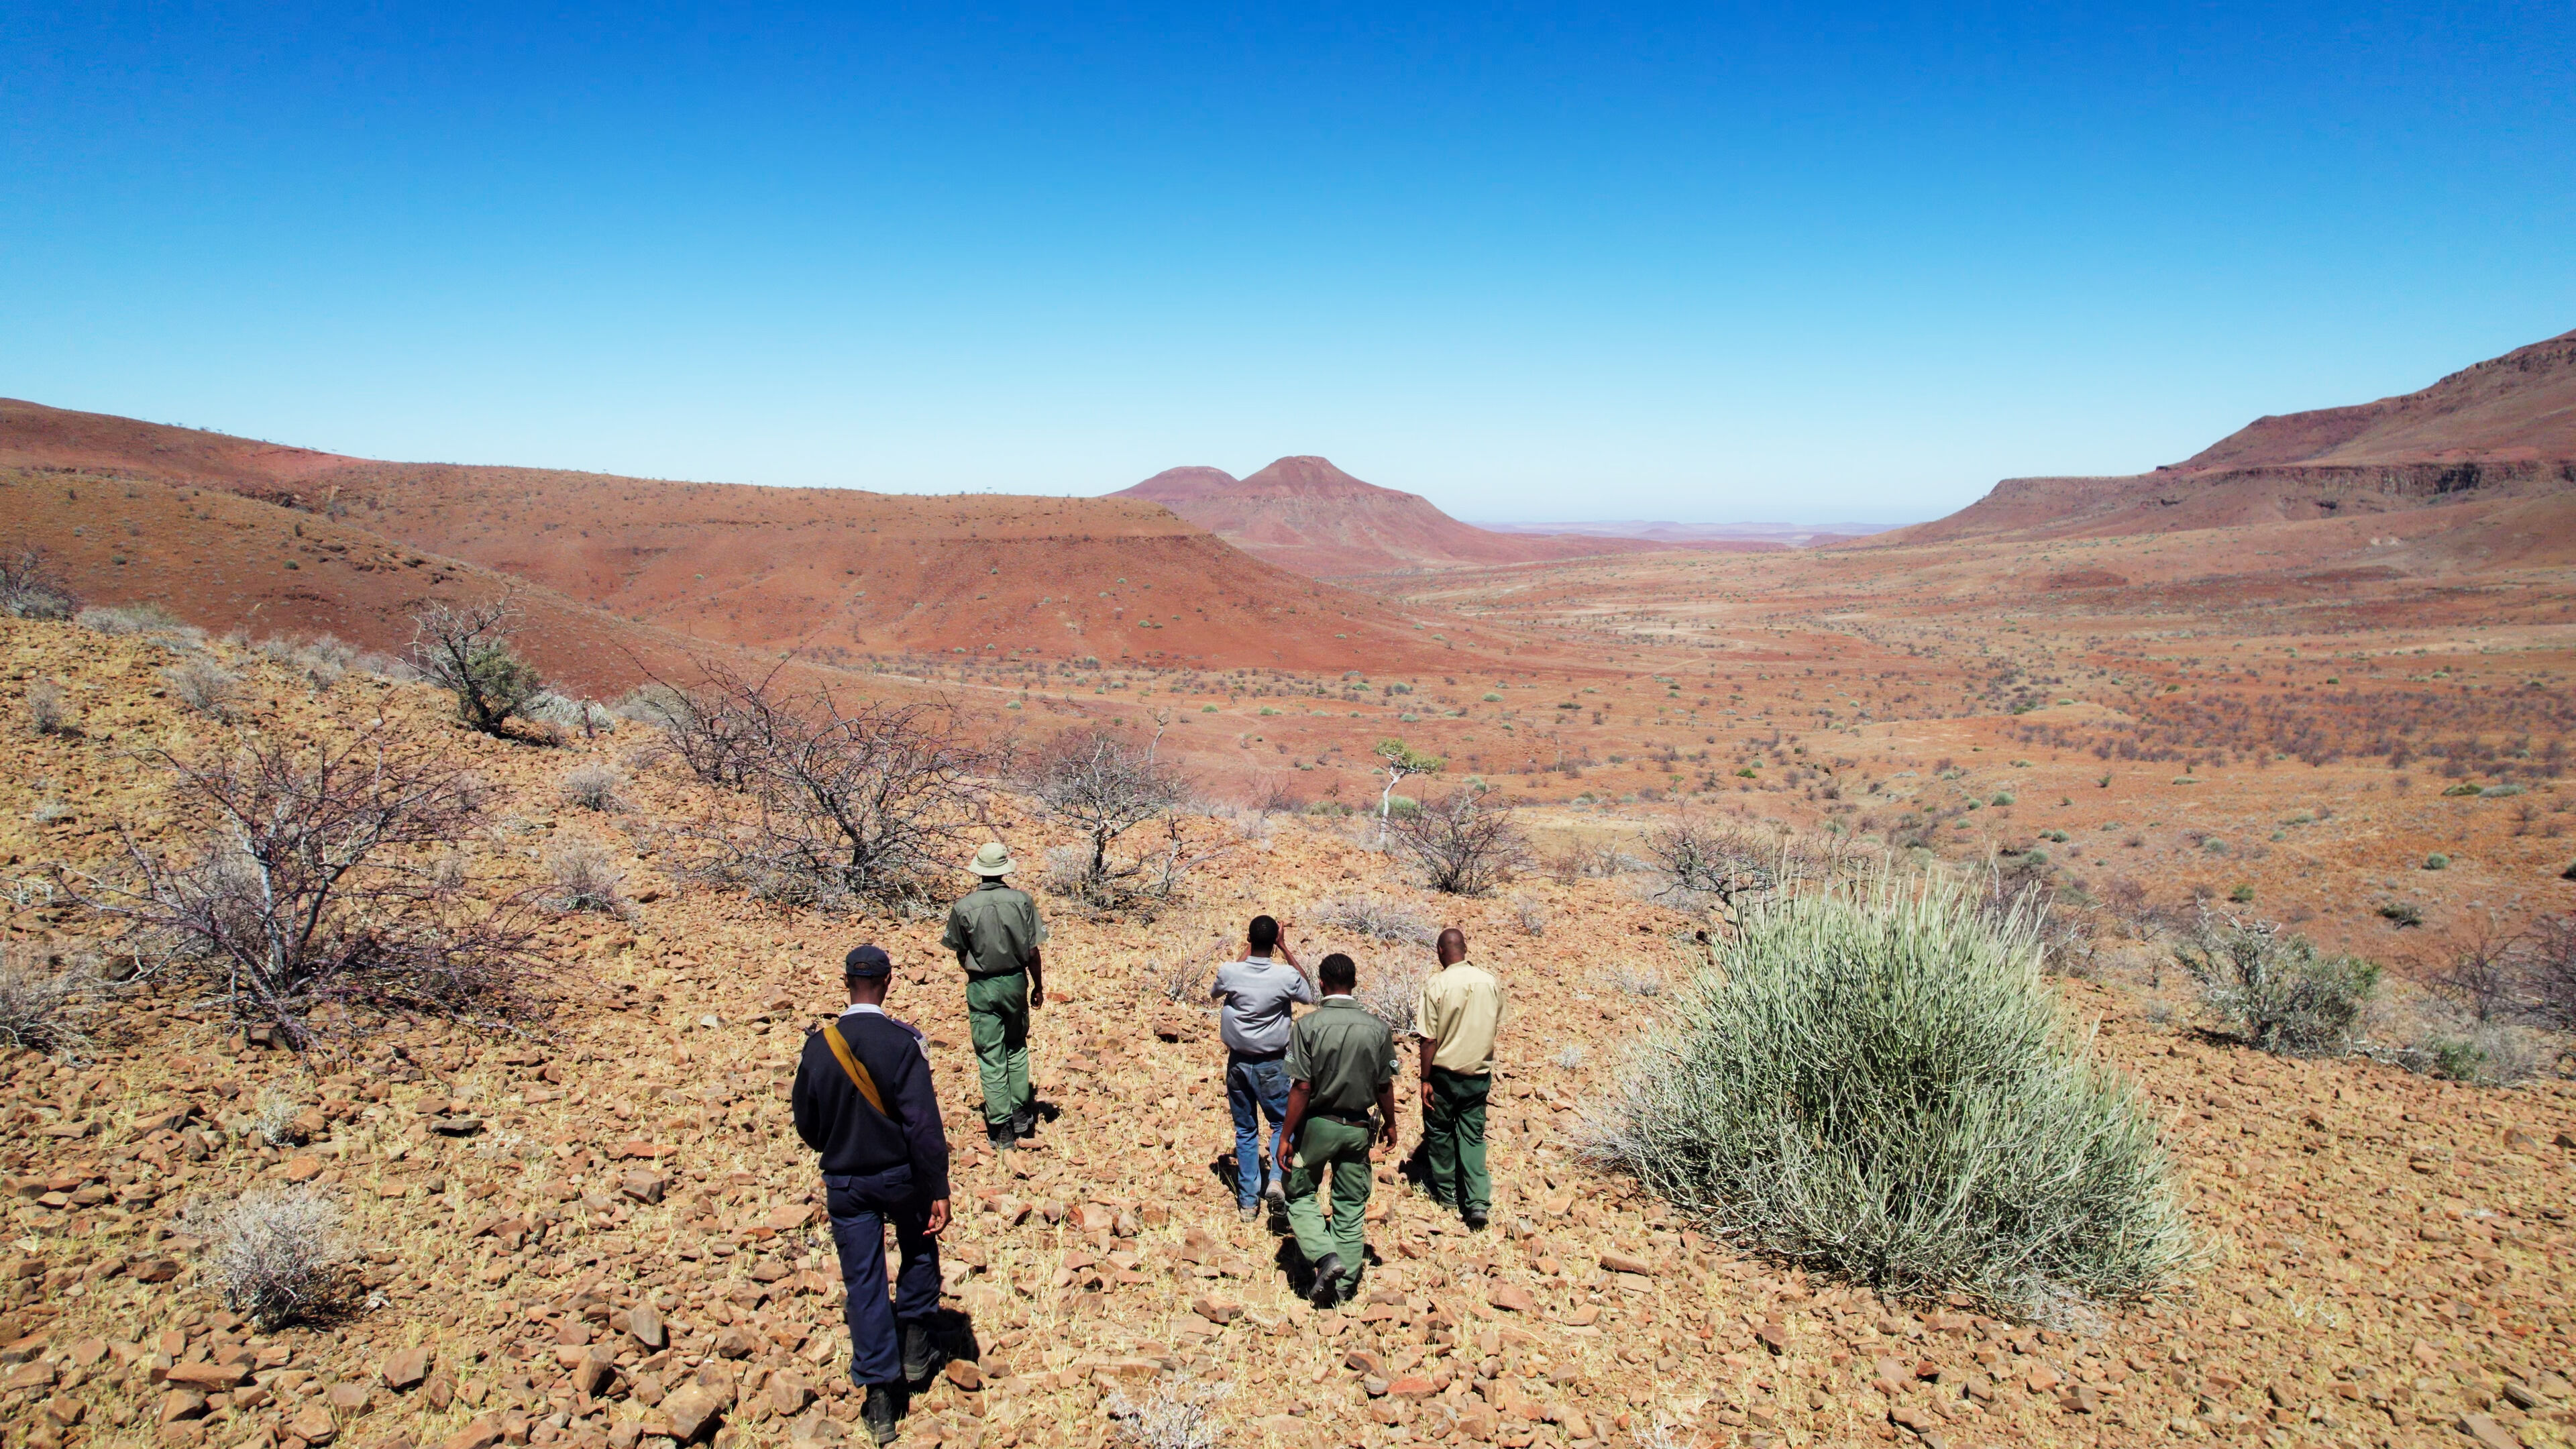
[
  {"x1": 1902, "y1": 327, "x2": 2576, "y2": 548},
  {"x1": 1114, "y1": 455, "x2": 1680, "y2": 577}
]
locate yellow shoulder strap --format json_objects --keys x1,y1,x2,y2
[{"x1": 822, "y1": 1022, "x2": 890, "y2": 1118}]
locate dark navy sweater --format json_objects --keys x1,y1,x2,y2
[{"x1": 791, "y1": 1008, "x2": 951, "y2": 1201}]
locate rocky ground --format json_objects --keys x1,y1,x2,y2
[{"x1": 5, "y1": 615, "x2": 2576, "y2": 1449}]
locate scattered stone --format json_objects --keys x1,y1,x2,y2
[
  {"x1": 382, "y1": 1347, "x2": 434, "y2": 1391},
  {"x1": 629, "y1": 1305, "x2": 667, "y2": 1350},
  {"x1": 441, "y1": 1419, "x2": 502, "y2": 1449},
  {"x1": 158, "y1": 1390, "x2": 210, "y2": 1426},
  {"x1": 769, "y1": 1374, "x2": 814, "y2": 1415},
  {"x1": 1597, "y1": 1248, "x2": 1655, "y2": 1276},
  {"x1": 661, "y1": 1385, "x2": 724, "y2": 1442},
  {"x1": 620, "y1": 1171, "x2": 667, "y2": 1205},
  {"x1": 282, "y1": 1156, "x2": 325, "y2": 1183},
  {"x1": 2457, "y1": 1414, "x2": 2519, "y2": 1449},
  {"x1": 1488, "y1": 1285, "x2": 1536, "y2": 1314},
  {"x1": 1191, "y1": 1294, "x2": 1242, "y2": 1324},
  {"x1": 431, "y1": 1116, "x2": 484, "y2": 1137},
  {"x1": 164, "y1": 1360, "x2": 251, "y2": 1389},
  {"x1": 943, "y1": 1360, "x2": 983, "y2": 1392},
  {"x1": 288, "y1": 1403, "x2": 337, "y2": 1444},
  {"x1": 1388, "y1": 1376, "x2": 1438, "y2": 1400},
  {"x1": 572, "y1": 1353, "x2": 616, "y2": 1398}
]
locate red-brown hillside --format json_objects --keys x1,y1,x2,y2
[
  {"x1": 0, "y1": 468, "x2": 720, "y2": 699},
  {"x1": 0, "y1": 402, "x2": 1513, "y2": 672},
  {"x1": 1893, "y1": 328, "x2": 2576, "y2": 545},
  {"x1": 1115, "y1": 456, "x2": 1666, "y2": 577}
]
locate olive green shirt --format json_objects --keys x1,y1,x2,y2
[
  {"x1": 1286, "y1": 997, "x2": 1398, "y2": 1120},
  {"x1": 941, "y1": 880, "x2": 1047, "y2": 978}
]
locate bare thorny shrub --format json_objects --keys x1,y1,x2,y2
[
  {"x1": 0, "y1": 940, "x2": 99, "y2": 1055},
  {"x1": 0, "y1": 545, "x2": 81, "y2": 621},
  {"x1": 623, "y1": 663, "x2": 796, "y2": 793},
  {"x1": 25, "y1": 678, "x2": 75, "y2": 737},
  {"x1": 1390, "y1": 789, "x2": 1531, "y2": 897},
  {"x1": 544, "y1": 838, "x2": 633, "y2": 917},
  {"x1": 1026, "y1": 724, "x2": 1196, "y2": 909},
  {"x1": 162, "y1": 657, "x2": 243, "y2": 720},
  {"x1": 70, "y1": 731, "x2": 549, "y2": 1048},
  {"x1": 1642, "y1": 818, "x2": 1787, "y2": 930},
  {"x1": 187, "y1": 1185, "x2": 350, "y2": 1330},
  {"x1": 652, "y1": 664, "x2": 988, "y2": 912},
  {"x1": 558, "y1": 763, "x2": 623, "y2": 812}
]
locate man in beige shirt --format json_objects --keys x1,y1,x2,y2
[{"x1": 1415, "y1": 926, "x2": 1504, "y2": 1229}]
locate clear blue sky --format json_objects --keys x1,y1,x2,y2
[{"x1": 7, "y1": 3, "x2": 2569, "y2": 523}]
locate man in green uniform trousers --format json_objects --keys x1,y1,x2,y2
[
  {"x1": 941, "y1": 842, "x2": 1046, "y2": 1149},
  {"x1": 1275, "y1": 952, "x2": 1399, "y2": 1308},
  {"x1": 1415, "y1": 926, "x2": 1505, "y2": 1230}
]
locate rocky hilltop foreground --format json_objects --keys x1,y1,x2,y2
[
  {"x1": 1114, "y1": 459, "x2": 1668, "y2": 578},
  {"x1": 4, "y1": 614, "x2": 2576, "y2": 1449},
  {"x1": 1898, "y1": 328, "x2": 2576, "y2": 546}
]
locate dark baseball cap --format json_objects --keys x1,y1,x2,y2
[{"x1": 844, "y1": 945, "x2": 894, "y2": 979}]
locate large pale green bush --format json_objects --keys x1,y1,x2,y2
[{"x1": 1589, "y1": 879, "x2": 2189, "y2": 1316}]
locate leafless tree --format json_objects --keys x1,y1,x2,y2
[
  {"x1": 2518, "y1": 914, "x2": 2576, "y2": 1030},
  {"x1": 0, "y1": 545, "x2": 80, "y2": 621},
  {"x1": 1391, "y1": 788, "x2": 1532, "y2": 897},
  {"x1": 677, "y1": 684, "x2": 989, "y2": 912},
  {"x1": 2428, "y1": 912, "x2": 2532, "y2": 1024},
  {"x1": 70, "y1": 730, "x2": 545, "y2": 1047},
  {"x1": 1643, "y1": 818, "x2": 1782, "y2": 928},
  {"x1": 1026, "y1": 724, "x2": 1193, "y2": 904},
  {"x1": 409, "y1": 598, "x2": 544, "y2": 737},
  {"x1": 625, "y1": 659, "x2": 796, "y2": 792}
]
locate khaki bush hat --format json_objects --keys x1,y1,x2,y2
[{"x1": 969, "y1": 842, "x2": 1015, "y2": 877}]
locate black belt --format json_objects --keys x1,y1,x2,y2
[
  {"x1": 1228, "y1": 1048, "x2": 1286, "y2": 1063},
  {"x1": 967, "y1": 967, "x2": 1026, "y2": 981},
  {"x1": 1316, "y1": 1111, "x2": 1375, "y2": 1128}
]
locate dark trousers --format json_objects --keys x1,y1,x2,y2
[{"x1": 824, "y1": 1166, "x2": 941, "y2": 1387}]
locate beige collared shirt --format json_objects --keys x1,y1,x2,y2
[{"x1": 1415, "y1": 961, "x2": 1505, "y2": 1075}]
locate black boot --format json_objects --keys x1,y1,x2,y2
[
  {"x1": 1308, "y1": 1252, "x2": 1345, "y2": 1308},
  {"x1": 902, "y1": 1322, "x2": 938, "y2": 1383},
  {"x1": 861, "y1": 1384, "x2": 900, "y2": 1446},
  {"x1": 987, "y1": 1124, "x2": 1014, "y2": 1150},
  {"x1": 1010, "y1": 1104, "x2": 1037, "y2": 1138}
]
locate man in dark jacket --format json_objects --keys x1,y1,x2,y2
[{"x1": 792, "y1": 945, "x2": 952, "y2": 1445}]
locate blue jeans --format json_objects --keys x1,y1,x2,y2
[
  {"x1": 1227, "y1": 1053, "x2": 1291, "y2": 1207},
  {"x1": 824, "y1": 1165, "x2": 941, "y2": 1387}
]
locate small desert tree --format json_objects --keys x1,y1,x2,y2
[
  {"x1": 2174, "y1": 912, "x2": 2379, "y2": 1057},
  {"x1": 1373, "y1": 739, "x2": 1444, "y2": 845},
  {"x1": 74, "y1": 733, "x2": 542, "y2": 1046},
  {"x1": 1028, "y1": 725, "x2": 1192, "y2": 904},
  {"x1": 410, "y1": 598, "x2": 543, "y2": 737},
  {"x1": 2526, "y1": 914, "x2": 2576, "y2": 1030},
  {"x1": 0, "y1": 545, "x2": 80, "y2": 621},
  {"x1": 1391, "y1": 788, "x2": 1529, "y2": 896}
]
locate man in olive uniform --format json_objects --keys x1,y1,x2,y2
[
  {"x1": 941, "y1": 842, "x2": 1046, "y2": 1148},
  {"x1": 1275, "y1": 952, "x2": 1399, "y2": 1308}
]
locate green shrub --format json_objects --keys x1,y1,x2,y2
[
  {"x1": 1589, "y1": 879, "x2": 2188, "y2": 1315},
  {"x1": 2174, "y1": 916, "x2": 2379, "y2": 1056},
  {"x1": 2423, "y1": 853, "x2": 2450, "y2": 871},
  {"x1": 2229, "y1": 884, "x2": 2255, "y2": 903}
]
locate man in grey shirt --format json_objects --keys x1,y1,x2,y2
[{"x1": 1210, "y1": 914, "x2": 1317, "y2": 1220}]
